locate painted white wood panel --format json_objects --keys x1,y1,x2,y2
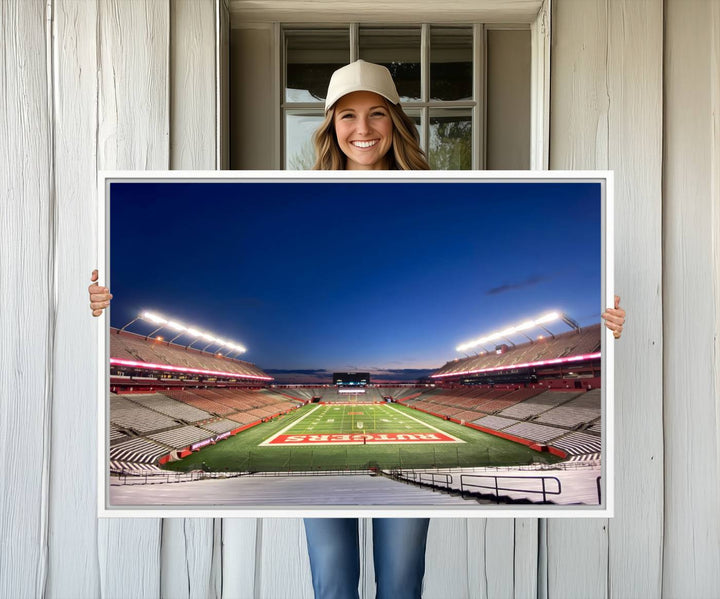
[
  {"x1": 97, "y1": 0, "x2": 170, "y2": 171},
  {"x1": 550, "y1": 2, "x2": 665, "y2": 598},
  {"x1": 423, "y1": 519, "x2": 471, "y2": 598},
  {"x1": 161, "y1": 519, "x2": 220, "y2": 599},
  {"x1": 96, "y1": 1, "x2": 169, "y2": 596},
  {"x1": 170, "y1": 0, "x2": 216, "y2": 170},
  {"x1": 605, "y1": 2, "x2": 664, "y2": 597},
  {"x1": 513, "y1": 519, "x2": 539, "y2": 598},
  {"x1": 256, "y1": 518, "x2": 314, "y2": 598},
  {"x1": 0, "y1": 1, "x2": 52, "y2": 597},
  {"x1": 221, "y1": 519, "x2": 258, "y2": 598},
  {"x1": 47, "y1": 1, "x2": 102, "y2": 597},
  {"x1": 663, "y1": 1, "x2": 720, "y2": 595},
  {"x1": 467, "y1": 519, "x2": 517, "y2": 599}
]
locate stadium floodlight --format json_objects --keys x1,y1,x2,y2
[
  {"x1": 516, "y1": 320, "x2": 535, "y2": 331},
  {"x1": 455, "y1": 310, "x2": 563, "y2": 352},
  {"x1": 166, "y1": 320, "x2": 187, "y2": 332},
  {"x1": 142, "y1": 311, "x2": 168, "y2": 325},
  {"x1": 135, "y1": 310, "x2": 248, "y2": 355},
  {"x1": 536, "y1": 311, "x2": 560, "y2": 325}
]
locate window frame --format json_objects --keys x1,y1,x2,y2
[{"x1": 250, "y1": 1, "x2": 550, "y2": 171}]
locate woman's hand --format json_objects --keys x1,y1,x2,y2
[
  {"x1": 601, "y1": 295, "x2": 625, "y2": 339},
  {"x1": 89, "y1": 269, "x2": 113, "y2": 317}
]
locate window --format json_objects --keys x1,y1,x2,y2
[
  {"x1": 228, "y1": 23, "x2": 532, "y2": 170},
  {"x1": 283, "y1": 25, "x2": 508, "y2": 171}
]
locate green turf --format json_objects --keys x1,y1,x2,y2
[
  {"x1": 268, "y1": 403, "x2": 453, "y2": 437},
  {"x1": 161, "y1": 403, "x2": 563, "y2": 473}
]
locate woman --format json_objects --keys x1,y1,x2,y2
[
  {"x1": 89, "y1": 60, "x2": 626, "y2": 599},
  {"x1": 302, "y1": 60, "x2": 433, "y2": 599}
]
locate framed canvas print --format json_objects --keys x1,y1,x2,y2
[{"x1": 97, "y1": 170, "x2": 614, "y2": 518}]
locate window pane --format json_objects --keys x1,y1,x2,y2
[
  {"x1": 402, "y1": 109, "x2": 423, "y2": 148},
  {"x1": 359, "y1": 28, "x2": 421, "y2": 102},
  {"x1": 286, "y1": 30, "x2": 349, "y2": 103},
  {"x1": 429, "y1": 109, "x2": 472, "y2": 170},
  {"x1": 285, "y1": 112, "x2": 324, "y2": 170},
  {"x1": 430, "y1": 27, "x2": 473, "y2": 101}
]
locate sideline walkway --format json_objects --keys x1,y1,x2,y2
[{"x1": 110, "y1": 472, "x2": 475, "y2": 507}]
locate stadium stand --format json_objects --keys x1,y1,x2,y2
[
  {"x1": 108, "y1": 329, "x2": 308, "y2": 469},
  {"x1": 534, "y1": 388, "x2": 601, "y2": 427},
  {"x1": 111, "y1": 328, "x2": 269, "y2": 379},
  {"x1": 110, "y1": 437, "x2": 169, "y2": 463},
  {"x1": 110, "y1": 393, "x2": 179, "y2": 432},
  {"x1": 311, "y1": 388, "x2": 384, "y2": 402},
  {"x1": 276, "y1": 387, "x2": 316, "y2": 400},
  {"x1": 470, "y1": 415, "x2": 518, "y2": 431},
  {"x1": 497, "y1": 390, "x2": 582, "y2": 420},
  {"x1": 433, "y1": 323, "x2": 601, "y2": 378},
  {"x1": 550, "y1": 431, "x2": 602, "y2": 455},
  {"x1": 200, "y1": 419, "x2": 239, "y2": 434},
  {"x1": 501, "y1": 421, "x2": 567, "y2": 444},
  {"x1": 160, "y1": 389, "x2": 237, "y2": 416},
  {"x1": 376, "y1": 387, "x2": 427, "y2": 400},
  {"x1": 126, "y1": 393, "x2": 212, "y2": 423},
  {"x1": 148, "y1": 426, "x2": 215, "y2": 449},
  {"x1": 110, "y1": 426, "x2": 129, "y2": 442}
]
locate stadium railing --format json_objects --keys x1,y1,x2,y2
[{"x1": 459, "y1": 473, "x2": 562, "y2": 504}]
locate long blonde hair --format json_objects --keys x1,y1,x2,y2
[{"x1": 312, "y1": 100, "x2": 430, "y2": 171}]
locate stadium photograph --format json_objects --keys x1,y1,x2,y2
[{"x1": 103, "y1": 173, "x2": 609, "y2": 514}]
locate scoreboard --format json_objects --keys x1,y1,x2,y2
[{"x1": 333, "y1": 372, "x2": 370, "y2": 386}]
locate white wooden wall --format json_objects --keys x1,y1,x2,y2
[{"x1": 1, "y1": 0, "x2": 719, "y2": 597}]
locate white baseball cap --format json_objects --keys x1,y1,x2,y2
[{"x1": 324, "y1": 60, "x2": 400, "y2": 112}]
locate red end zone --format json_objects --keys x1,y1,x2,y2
[{"x1": 269, "y1": 432, "x2": 458, "y2": 445}]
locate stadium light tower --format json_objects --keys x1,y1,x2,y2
[{"x1": 133, "y1": 311, "x2": 247, "y2": 356}]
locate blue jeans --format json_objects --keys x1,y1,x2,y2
[{"x1": 304, "y1": 518, "x2": 430, "y2": 599}]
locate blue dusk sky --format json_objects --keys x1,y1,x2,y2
[{"x1": 109, "y1": 180, "x2": 602, "y2": 382}]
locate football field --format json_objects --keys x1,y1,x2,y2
[
  {"x1": 260, "y1": 403, "x2": 464, "y2": 445},
  {"x1": 162, "y1": 402, "x2": 563, "y2": 473}
]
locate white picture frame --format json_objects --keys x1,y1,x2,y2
[{"x1": 97, "y1": 170, "x2": 614, "y2": 518}]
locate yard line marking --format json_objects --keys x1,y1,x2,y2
[
  {"x1": 384, "y1": 404, "x2": 466, "y2": 443},
  {"x1": 258, "y1": 405, "x2": 322, "y2": 446}
]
